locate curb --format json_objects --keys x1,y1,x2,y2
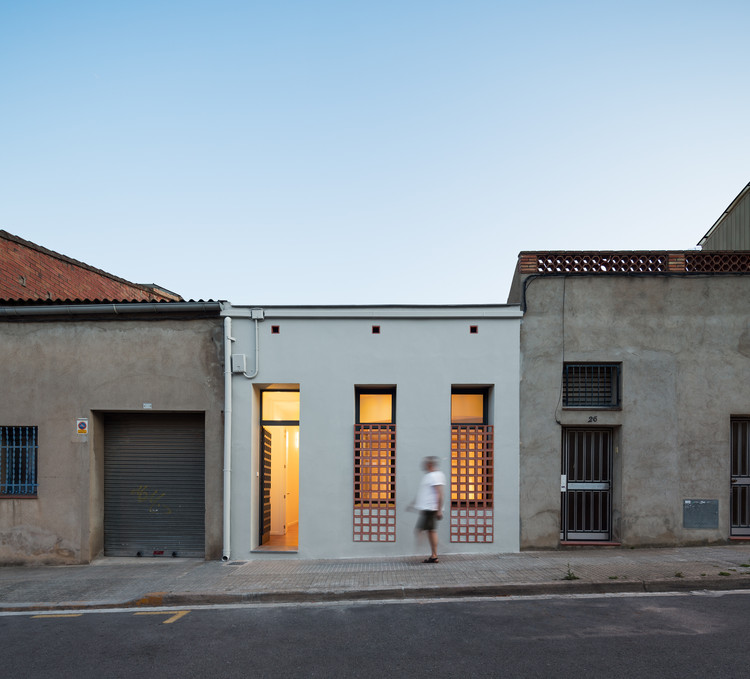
[{"x1": 4, "y1": 576, "x2": 750, "y2": 612}]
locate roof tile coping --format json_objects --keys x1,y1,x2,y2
[{"x1": 0, "y1": 230, "x2": 183, "y2": 301}]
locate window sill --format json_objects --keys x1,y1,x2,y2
[
  {"x1": 561, "y1": 407, "x2": 622, "y2": 411},
  {"x1": 0, "y1": 495, "x2": 38, "y2": 500}
]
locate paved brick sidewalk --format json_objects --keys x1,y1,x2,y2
[{"x1": 3, "y1": 544, "x2": 750, "y2": 611}]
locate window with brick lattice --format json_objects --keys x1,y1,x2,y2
[
  {"x1": 450, "y1": 389, "x2": 493, "y2": 543},
  {"x1": 353, "y1": 388, "x2": 396, "y2": 542}
]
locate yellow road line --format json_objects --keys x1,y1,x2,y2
[
  {"x1": 32, "y1": 614, "x2": 83, "y2": 618},
  {"x1": 134, "y1": 610, "x2": 190, "y2": 624}
]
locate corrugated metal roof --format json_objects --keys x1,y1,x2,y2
[
  {"x1": 698, "y1": 182, "x2": 750, "y2": 249},
  {"x1": 0, "y1": 299, "x2": 222, "y2": 319},
  {"x1": 0, "y1": 297, "x2": 218, "y2": 305}
]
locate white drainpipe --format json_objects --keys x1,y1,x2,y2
[
  {"x1": 243, "y1": 308, "x2": 263, "y2": 378},
  {"x1": 222, "y1": 308, "x2": 263, "y2": 561},
  {"x1": 222, "y1": 316, "x2": 234, "y2": 561}
]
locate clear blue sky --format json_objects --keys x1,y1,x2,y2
[{"x1": 2, "y1": 1, "x2": 749, "y2": 304}]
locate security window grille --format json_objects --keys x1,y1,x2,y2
[
  {"x1": 1, "y1": 426, "x2": 38, "y2": 496},
  {"x1": 563, "y1": 364, "x2": 621, "y2": 408}
]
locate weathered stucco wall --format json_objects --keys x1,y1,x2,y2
[
  {"x1": 520, "y1": 274, "x2": 750, "y2": 548},
  {"x1": 0, "y1": 317, "x2": 224, "y2": 564},
  {"x1": 225, "y1": 306, "x2": 521, "y2": 559}
]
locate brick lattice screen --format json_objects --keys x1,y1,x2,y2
[
  {"x1": 450, "y1": 425, "x2": 493, "y2": 543},
  {"x1": 684, "y1": 252, "x2": 750, "y2": 272},
  {"x1": 353, "y1": 424, "x2": 396, "y2": 542},
  {"x1": 525, "y1": 252, "x2": 669, "y2": 274}
]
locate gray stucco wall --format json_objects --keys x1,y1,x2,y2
[
  {"x1": 520, "y1": 274, "x2": 750, "y2": 548},
  {"x1": 0, "y1": 317, "x2": 224, "y2": 564},
  {"x1": 225, "y1": 306, "x2": 521, "y2": 559}
]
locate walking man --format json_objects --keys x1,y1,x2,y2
[{"x1": 415, "y1": 456, "x2": 445, "y2": 563}]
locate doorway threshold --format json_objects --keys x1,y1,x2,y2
[
  {"x1": 252, "y1": 546, "x2": 298, "y2": 554},
  {"x1": 560, "y1": 541, "x2": 621, "y2": 546}
]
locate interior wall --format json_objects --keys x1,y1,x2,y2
[
  {"x1": 269, "y1": 427, "x2": 286, "y2": 535},
  {"x1": 286, "y1": 427, "x2": 300, "y2": 526}
]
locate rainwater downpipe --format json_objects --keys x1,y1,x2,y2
[
  {"x1": 222, "y1": 316, "x2": 235, "y2": 561},
  {"x1": 222, "y1": 310, "x2": 263, "y2": 561},
  {"x1": 242, "y1": 308, "x2": 263, "y2": 379}
]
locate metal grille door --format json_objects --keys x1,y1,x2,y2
[
  {"x1": 104, "y1": 413, "x2": 205, "y2": 557},
  {"x1": 561, "y1": 428, "x2": 612, "y2": 541},
  {"x1": 731, "y1": 418, "x2": 750, "y2": 536}
]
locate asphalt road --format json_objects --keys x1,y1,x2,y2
[{"x1": 2, "y1": 591, "x2": 748, "y2": 678}]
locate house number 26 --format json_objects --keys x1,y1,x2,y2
[{"x1": 587, "y1": 416, "x2": 598, "y2": 423}]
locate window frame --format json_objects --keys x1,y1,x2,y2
[
  {"x1": 260, "y1": 389, "x2": 300, "y2": 426},
  {"x1": 355, "y1": 387, "x2": 396, "y2": 424},
  {"x1": 451, "y1": 387, "x2": 489, "y2": 425}
]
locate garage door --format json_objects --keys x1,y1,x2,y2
[{"x1": 104, "y1": 413, "x2": 205, "y2": 557}]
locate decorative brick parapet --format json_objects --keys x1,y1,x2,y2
[
  {"x1": 519, "y1": 251, "x2": 750, "y2": 275},
  {"x1": 684, "y1": 252, "x2": 750, "y2": 272}
]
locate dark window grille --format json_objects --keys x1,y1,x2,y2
[
  {"x1": 563, "y1": 364, "x2": 620, "y2": 408},
  {"x1": 1, "y1": 426, "x2": 38, "y2": 496}
]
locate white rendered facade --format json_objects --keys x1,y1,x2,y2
[{"x1": 222, "y1": 305, "x2": 521, "y2": 559}]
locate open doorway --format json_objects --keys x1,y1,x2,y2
[{"x1": 259, "y1": 389, "x2": 299, "y2": 551}]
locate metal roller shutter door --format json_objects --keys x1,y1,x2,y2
[{"x1": 104, "y1": 413, "x2": 205, "y2": 557}]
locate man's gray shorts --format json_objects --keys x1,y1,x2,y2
[{"x1": 417, "y1": 510, "x2": 438, "y2": 531}]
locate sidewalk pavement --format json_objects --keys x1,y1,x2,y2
[{"x1": 3, "y1": 544, "x2": 750, "y2": 612}]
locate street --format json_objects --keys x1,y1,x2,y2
[{"x1": 2, "y1": 591, "x2": 748, "y2": 678}]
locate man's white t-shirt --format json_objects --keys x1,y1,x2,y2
[{"x1": 415, "y1": 470, "x2": 446, "y2": 511}]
